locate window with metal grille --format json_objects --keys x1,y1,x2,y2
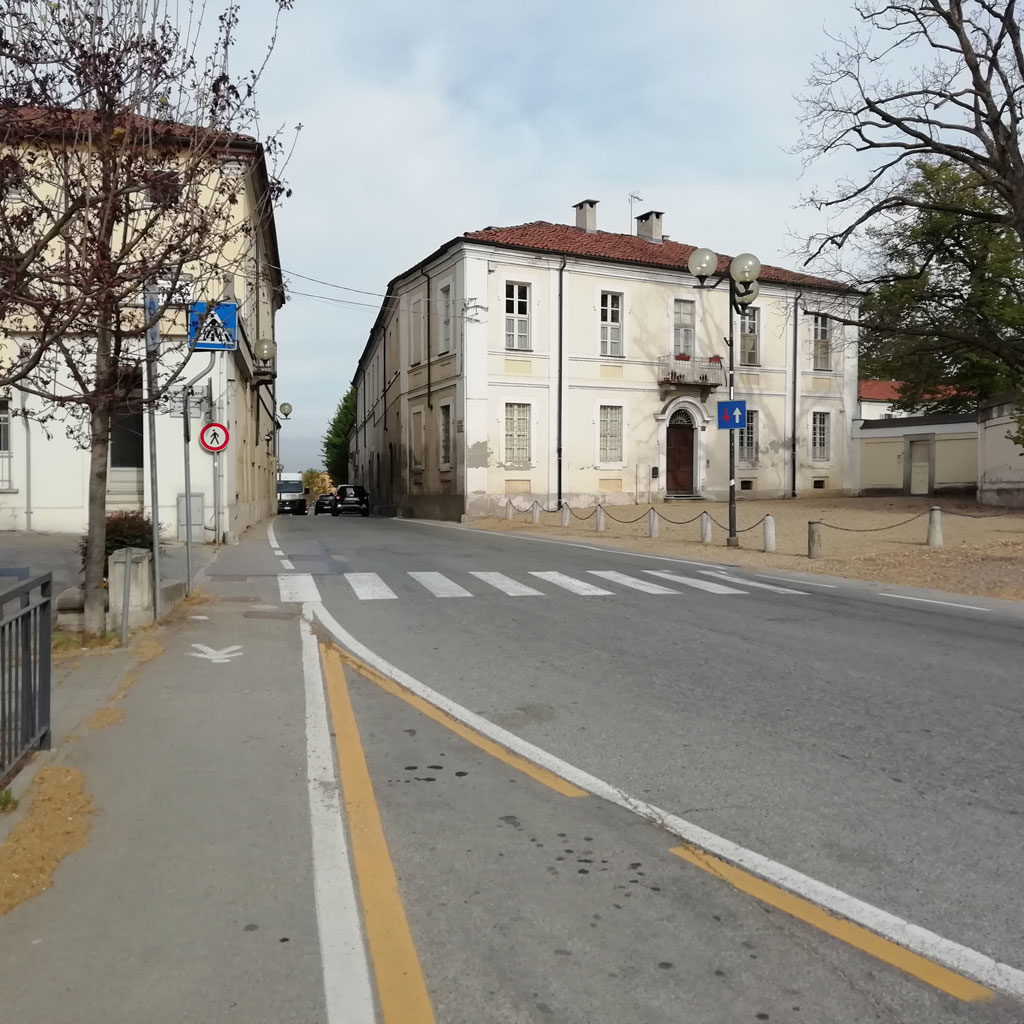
[
  {"x1": 739, "y1": 307, "x2": 759, "y2": 365},
  {"x1": 812, "y1": 411, "x2": 830, "y2": 461},
  {"x1": 440, "y1": 285, "x2": 452, "y2": 353},
  {"x1": 673, "y1": 299, "x2": 694, "y2": 357},
  {"x1": 813, "y1": 314, "x2": 831, "y2": 371},
  {"x1": 440, "y1": 404, "x2": 452, "y2": 467},
  {"x1": 411, "y1": 409, "x2": 424, "y2": 468},
  {"x1": 505, "y1": 403, "x2": 531, "y2": 464},
  {"x1": 599, "y1": 405, "x2": 623, "y2": 462},
  {"x1": 505, "y1": 283, "x2": 530, "y2": 350},
  {"x1": 0, "y1": 400, "x2": 10, "y2": 489},
  {"x1": 600, "y1": 292, "x2": 623, "y2": 357},
  {"x1": 737, "y1": 409, "x2": 758, "y2": 462}
]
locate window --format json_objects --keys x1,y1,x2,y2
[
  {"x1": 739, "y1": 307, "x2": 759, "y2": 365},
  {"x1": 411, "y1": 298, "x2": 424, "y2": 364},
  {"x1": 600, "y1": 292, "x2": 623, "y2": 356},
  {"x1": 599, "y1": 405, "x2": 623, "y2": 463},
  {"x1": 813, "y1": 314, "x2": 831, "y2": 371},
  {"x1": 812, "y1": 411, "x2": 831, "y2": 461},
  {"x1": 0, "y1": 400, "x2": 10, "y2": 489},
  {"x1": 505, "y1": 402, "x2": 530, "y2": 464},
  {"x1": 505, "y1": 283, "x2": 530, "y2": 350},
  {"x1": 738, "y1": 409, "x2": 758, "y2": 462},
  {"x1": 673, "y1": 299, "x2": 695, "y2": 357},
  {"x1": 439, "y1": 403, "x2": 452, "y2": 467},
  {"x1": 440, "y1": 285, "x2": 452, "y2": 353},
  {"x1": 411, "y1": 409, "x2": 424, "y2": 468}
]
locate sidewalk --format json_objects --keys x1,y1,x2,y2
[{"x1": 0, "y1": 532, "x2": 327, "y2": 1023}]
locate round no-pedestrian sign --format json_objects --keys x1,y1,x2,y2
[{"x1": 199, "y1": 422, "x2": 230, "y2": 453}]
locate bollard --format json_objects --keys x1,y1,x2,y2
[
  {"x1": 648, "y1": 507, "x2": 659, "y2": 539},
  {"x1": 119, "y1": 546, "x2": 134, "y2": 646},
  {"x1": 505, "y1": 499, "x2": 513, "y2": 521},
  {"x1": 531, "y1": 501, "x2": 540, "y2": 525},
  {"x1": 808, "y1": 520, "x2": 823, "y2": 559},
  {"x1": 561, "y1": 503, "x2": 571, "y2": 528},
  {"x1": 927, "y1": 506, "x2": 943, "y2": 547},
  {"x1": 700, "y1": 511, "x2": 712, "y2": 544},
  {"x1": 763, "y1": 514, "x2": 776, "y2": 554},
  {"x1": 596, "y1": 505, "x2": 606, "y2": 532}
]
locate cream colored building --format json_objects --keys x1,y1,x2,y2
[
  {"x1": 352, "y1": 202, "x2": 859, "y2": 518},
  {"x1": 978, "y1": 395, "x2": 1024, "y2": 507},
  {"x1": 0, "y1": 113, "x2": 283, "y2": 539}
]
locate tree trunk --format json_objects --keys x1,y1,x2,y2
[{"x1": 83, "y1": 401, "x2": 111, "y2": 636}]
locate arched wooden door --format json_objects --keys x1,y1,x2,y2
[{"x1": 666, "y1": 409, "x2": 695, "y2": 494}]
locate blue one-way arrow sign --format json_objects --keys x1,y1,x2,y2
[{"x1": 717, "y1": 400, "x2": 747, "y2": 430}]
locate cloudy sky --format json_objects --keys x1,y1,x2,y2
[{"x1": 244, "y1": 0, "x2": 865, "y2": 470}]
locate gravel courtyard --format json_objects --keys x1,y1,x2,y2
[{"x1": 469, "y1": 495, "x2": 1024, "y2": 601}]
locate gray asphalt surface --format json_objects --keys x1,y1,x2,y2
[
  {"x1": 347, "y1": 660, "x2": 1019, "y2": 1023},
  {"x1": 266, "y1": 513, "x2": 1024, "y2": 975}
]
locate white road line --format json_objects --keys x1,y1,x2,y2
[
  {"x1": 468, "y1": 571, "x2": 544, "y2": 597},
  {"x1": 267, "y1": 519, "x2": 280, "y2": 551},
  {"x1": 529, "y1": 571, "x2": 613, "y2": 596},
  {"x1": 280, "y1": 558, "x2": 296, "y2": 570},
  {"x1": 698, "y1": 570, "x2": 807, "y2": 595},
  {"x1": 879, "y1": 593, "x2": 989, "y2": 612},
  {"x1": 308, "y1": 601, "x2": 1024, "y2": 1001},
  {"x1": 408, "y1": 571, "x2": 473, "y2": 598},
  {"x1": 344, "y1": 573, "x2": 398, "y2": 601},
  {"x1": 589, "y1": 570, "x2": 679, "y2": 595},
  {"x1": 300, "y1": 617, "x2": 376, "y2": 1024},
  {"x1": 279, "y1": 573, "x2": 322, "y2": 604},
  {"x1": 645, "y1": 570, "x2": 746, "y2": 595},
  {"x1": 758, "y1": 574, "x2": 837, "y2": 589}
]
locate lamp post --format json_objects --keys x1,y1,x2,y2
[{"x1": 686, "y1": 247, "x2": 761, "y2": 547}]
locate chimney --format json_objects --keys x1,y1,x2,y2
[
  {"x1": 636, "y1": 210, "x2": 664, "y2": 244},
  {"x1": 573, "y1": 199, "x2": 598, "y2": 233}
]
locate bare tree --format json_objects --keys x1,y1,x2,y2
[
  {"x1": 0, "y1": 0, "x2": 293, "y2": 633},
  {"x1": 798, "y1": 1, "x2": 1024, "y2": 261}
]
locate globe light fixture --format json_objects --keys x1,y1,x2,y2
[
  {"x1": 729, "y1": 253, "x2": 761, "y2": 284},
  {"x1": 254, "y1": 337, "x2": 276, "y2": 363},
  {"x1": 279, "y1": 402, "x2": 293, "y2": 419},
  {"x1": 687, "y1": 247, "x2": 718, "y2": 281}
]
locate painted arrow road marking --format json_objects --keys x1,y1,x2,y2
[{"x1": 189, "y1": 643, "x2": 243, "y2": 664}]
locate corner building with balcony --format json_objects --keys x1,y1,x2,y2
[{"x1": 352, "y1": 201, "x2": 859, "y2": 518}]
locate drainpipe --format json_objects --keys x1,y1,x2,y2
[
  {"x1": 21, "y1": 390, "x2": 31, "y2": 530},
  {"x1": 791, "y1": 290, "x2": 802, "y2": 497},
  {"x1": 424, "y1": 270, "x2": 432, "y2": 410},
  {"x1": 557, "y1": 255, "x2": 567, "y2": 507}
]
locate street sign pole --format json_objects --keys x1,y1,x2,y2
[
  {"x1": 183, "y1": 384, "x2": 193, "y2": 595},
  {"x1": 143, "y1": 285, "x2": 163, "y2": 617},
  {"x1": 727, "y1": 280, "x2": 738, "y2": 548}
]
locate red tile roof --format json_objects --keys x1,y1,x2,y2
[
  {"x1": 859, "y1": 380, "x2": 903, "y2": 402},
  {"x1": 858, "y1": 380, "x2": 961, "y2": 402},
  {"x1": 463, "y1": 221, "x2": 850, "y2": 292}
]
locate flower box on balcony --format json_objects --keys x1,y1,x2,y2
[
  {"x1": 674, "y1": 354, "x2": 691, "y2": 361},
  {"x1": 708, "y1": 356, "x2": 722, "y2": 364}
]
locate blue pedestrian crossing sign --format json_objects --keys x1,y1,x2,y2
[
  {"x1": 188, "y1": 302, "x2": 238, "y2": 351},
  {"x1": 717, "y1": 400, "x2": 747, "y2": 430}
]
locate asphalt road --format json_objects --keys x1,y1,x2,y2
[{"x1": 256, "y1": 512, "x2": 1024, "y2": 985}]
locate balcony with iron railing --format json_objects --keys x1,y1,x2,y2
[{"x1": 656, "y1": 354, "x2": 726, "y2": 389}]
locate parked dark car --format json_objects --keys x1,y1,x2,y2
[
  {"x1": 332, "y1": 484, "x2": 369, "y2": 517},
  {"x1": 313, "y1": 493, "x2": 336, "y2": 515}
]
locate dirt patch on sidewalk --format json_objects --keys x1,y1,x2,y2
[
  {"x1": 471, "y1": 496, "x2": 1024, "y2": 601},
  {"x1": 0, "y1": 765, "x2": 93, "y2": 915}
]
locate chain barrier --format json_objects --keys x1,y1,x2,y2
[
  {"x1": 707, "y1": 514, "x2": 731, "y2": 531},
  {"x1": 817, "y1": 511, "x2": 927, "y2": 533},
  {"x1": 942, "y1": 508, "x2": 1022, "y2": 519},
  {"x1": 735, "y1": 515, "x2": 768, "y2": 533},
  {"x1": 655, "y1": 509, "x2": 707, "y2": 526},
  {"x1": 602, "y1": 505, "x2": 655, "y2": 525},
  {"x1": 570, "y1": 506, "x2": 598, "y2": 521}
]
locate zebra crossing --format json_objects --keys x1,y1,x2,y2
[{"x1": 334, "y1": 568, "x2": 807, "y2": 601}]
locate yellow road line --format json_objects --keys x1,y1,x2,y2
[
  {"x1": 327, "y1": 642, "x2": 587, "y2": 799},
  {"x1": 670, "y1": 844, "x2": 992, "y2": 1003},
  {"x1": 321, "y1": 644, "x2": 436, "y2": 1024}
]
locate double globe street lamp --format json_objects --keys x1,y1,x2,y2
[{"x1": 686, "y1": 247, "x2": 761, "y2": 547}]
